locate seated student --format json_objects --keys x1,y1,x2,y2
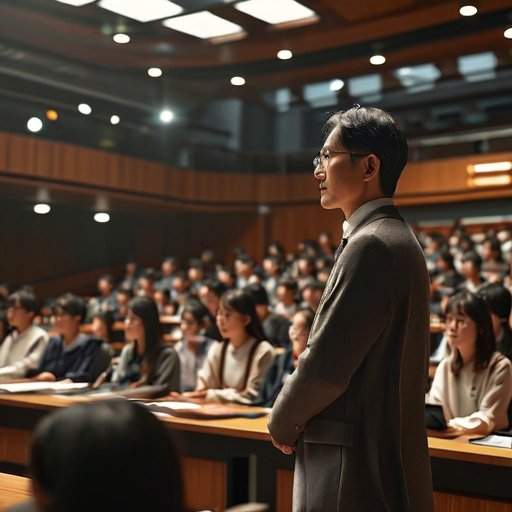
[
  {"x1": 426, "y1": 291, "x2": 512, "y2": 434},
  {"x1": 258, "y1": 308, "x2": 314, "y2": 407},
  {"x1": 27, "y1": 294, "x2": 103, "y2": 383},
  {"x1": 300, "y1": 280, "x2": 324, "y2": 312},
  {"x1": 478, "y1": 283, "x2": 512, "y2": 360},
  {"x1": 274, "y1": 279, "x2": 298, "y2": 320},
  {"x1": 111, "y1": 297, "x2": 180, "y2": 391},
  {"x1": 198, "y1": 279, "x2": 226, "y2": 340},
  {"x1": 459, "y1": 251, "x2": 486, "y2": 293},
  {"x1": 245, "y1": 283, "x2": 290, "y2": 347},
  {"x1": 86, "y1": 274, "x2": 117, "y2": 320},
  {"x1": 113, "y1": 286, "x2": 132, "y2": 321},
  {"x1": 0, "y1": 290, "x2": 49, "y2": 379},
  {"x1": 173, "y1": 289, "x2": 273, "y2": 404},
  {"x1": 90, "y1": 310, "x2": 114, "y2": 345},
  {"x1": 16, "y1": 400, "x2": 183, "y2": 512},
  {"x1": 174, "y1": 302, "x2": 215, "y2": 392}
]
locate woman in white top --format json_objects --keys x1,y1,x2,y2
[
  {"x1": 427, "y1": 290, "x2": 512, "y2": 434},
  {"x1": 173, "y1": 289, "x2": 273, "y2": 404}
]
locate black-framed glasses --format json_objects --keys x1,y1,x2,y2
[{"x1": 313, "y1": 150, "x2": 369, "y2": 170}]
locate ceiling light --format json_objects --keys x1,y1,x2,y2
[
  {"x1": 98, "y1": 0, "x2": 183, "y2": 23},
  {"x1": 110, "y1": 115, "x2": 120, "y2": 125},
  {"x1": 230, "y1": 76, "x2": 246, "y2": 86},
  {"x1": 55, "y1": 0, "x2": 95, "y2": 6},
  {"x1": 505, "y1": 27, "x2": 512, "y2": 39},
  {"x1": 46, "y1": 110, "x2": 59, "y2": 121},
  {"x1": 33, "y1": 203, "x2": 51, "y2": 215},
  {"x1": 370, "y1": 54, "x2": 386, "y2": 65},
  {"x1": 160, "y1": 109, "x2": 174, "y2": 123},
  {"x1": 277, "y1": 49, "x2": 293, "y2": 60},
  {"x1": 147, "y1": 67, "x2": 163, "y2": 78},
  {"x1": 329, "y1": 79, "x2": 344, "y2": 91},
  {"x1": 27, "y1": 117, "x2": 43, "y2": 133},
  {"x1": 469, "y1": 161, "x2": 512, "y2": 174},
  {"x1": 162, "y1": 11, "x2": 244, "y2": 40},
  {"x1": 113, "y1": 33, "x2": 131, "y2": 44},
  {"x1": 234, "y1": 0, "x2": 317, "y2": 25},
  {"x1": 459, "y1": 5, "x2": 478, "y2": 16},
  {"x1": 94, "y1": 212, "x2": 111, "y2": 223},
  {"x1": 78, "y1": 103, "x2": 92, "y2": 115}
]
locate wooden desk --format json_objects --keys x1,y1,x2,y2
[
  {"x1": 0, "y1": 472, "x2": 31, "y2": 511},
  {"x1": 0, "y1": 394, "x2": 511, "y2": 512}
]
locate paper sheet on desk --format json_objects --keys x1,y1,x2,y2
[
  {"x1": 144, "y1": 401, "x2": 268, "y2": 419},
  {"x1": 470, "y1": 435, "x2": 512, "y2": 449},
  {"x1": 0, "y1": 381, "x2": 89, "y2": 393},
  {"x1": 145, "y1": 401, "x2": 201, "y2": 411}
]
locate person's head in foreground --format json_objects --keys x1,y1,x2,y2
[
  {"x1": 444, "y1": 290, "x2": 496, "y2": 375},
  {"x1": 314, "y1": 106, "x2": 408, "y2": 216},
  {"x1": 29, "y1": 400, "x2": 183, "y2": 512}
]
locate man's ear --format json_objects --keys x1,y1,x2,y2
[{"x1": 363, "y1": 154, "x2": 381, "y2": 182}]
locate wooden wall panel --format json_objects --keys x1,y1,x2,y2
[{"x1": 1, "y1": 133, "x2": 511, "y2": 208}]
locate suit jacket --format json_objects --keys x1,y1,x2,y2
[{"x1": 268, "y1": 206, "x2": 433, "y2": 512}]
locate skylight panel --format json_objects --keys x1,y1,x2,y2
[
  {"x1": 235, "y1": 0, "x2": 317, "y2": 25},
  {"x1": 458, "y1": 52, "x2": 497, "y2": 82},
  {"x1": 55, "y1": 0, "x2": 95, "y2": 6},
  {"x1": 98, "y1": 0, "x2": 183, "y2": 23},
  {"x1": 162, "y1": 11, "x2": 244, "y2": 40}
]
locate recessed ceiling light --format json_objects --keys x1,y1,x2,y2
[
  {"x1": 27, "y1": 117, "x2": 43, "y2": 133},
  {"x1": 147, "y1": 67, "x2": 163, "y2": 78},
  {"x1": 230, "y1": 76, "x2": 246, "y2": 86},
  {"x1": 459, "y1": 5, "x2": 478, "y2": 16},
  {"x1": 78, "y1": 103, "x2": 92, "y2": 115},
  {"x1": 55, "y1": 0, "x2": 95, "y2": 6},
  {"x1": 329, "y1": 79, "x2": 344, "y2": 91},
  {"x1": 98, "y1": 0, "x2": 183, "y2": 23},
  {"x1": 110, "y1": 115, "x2": 120, "y2": 125},
  {"x1": 160, "y1": 109, "x2": 174, "y2": 123},
  {"x1": 505, "y1": 27, "x2": 512, "y2": 39},
  {"x1": 94, "y1": 212, "x2": 111, "y2": 223},
  {"x1": 234, "y1": 0, "x2": 317, "y2": 25},
  {"x1": 34, "y1": 203, "x2": 51, "y2": 215},
  {"x1": 162, "y1": 11, "x2": 244, "y2": 40},
  {"x1": 277, "y1": 49, "x2": 293, "y2": 60},
  {"x1": 113, "y1": 33, "x2": 130, "y2": 44},
  {"x1": 370, "y1": 54, "x2": 386, "y2": 65}
]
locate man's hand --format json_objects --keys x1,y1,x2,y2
[
  {"x1": 34, "y1": 372, "x2": 57, "y2": 382},
  {"x1": 270, "y1": 434, "x2": 295, "y2": 455}
]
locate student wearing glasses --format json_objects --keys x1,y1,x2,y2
[
  {"x1": 427, "y1": 291, "x2": 512, "y2": 434},
  {"x1": 0, "y1": 290, "x2": 49, "y2": 379}
]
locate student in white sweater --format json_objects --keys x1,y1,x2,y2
[
  {"x1": 0, "y1": 290, "x2": 49, "y2": 379},
  {"x1": 427, "y1": 290, "x2": 512, "y2": 434},
  {"x1": 172, "y1": 289, "x2": 273, "y2": 404}
]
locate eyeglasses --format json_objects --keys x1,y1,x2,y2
[{"x1": 313, "y1": 150, "x2": 369, "y2": 170}]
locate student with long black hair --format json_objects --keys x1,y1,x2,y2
[
  {"x1": 111, "y1": 297, "x2": 180, "y2": 391},
  {"x1": 24, "y1": 400, "x2": 183, "y2": 512},
  {"x1": 427, "y1": 291, "x2": 512, "y2": 434},
  {"x1": 173, "y1": 289, "x2": 273, "y2": 404}
]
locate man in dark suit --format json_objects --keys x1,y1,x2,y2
[{"x1": 268, "y1": 106, "x2": 433, "y2": 511}]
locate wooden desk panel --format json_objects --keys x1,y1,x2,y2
[
  {"x1": 1, "y1": 394, "x2": 512, "y2": 512},
  {"x1": 0, "y1": 472, "x2": 31, "y2": 511}
]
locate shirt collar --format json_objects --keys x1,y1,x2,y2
[{"x1": 342, "y1": 197, "x2": 394, "y2": 239}]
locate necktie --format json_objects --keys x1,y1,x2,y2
[{"x1": 334, "y1": 237, "x2": 348, "y2": 261}]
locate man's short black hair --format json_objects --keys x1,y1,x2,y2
[
  {"x1": 461, "y1": 251, "x2": 482, "y2": 270},
  {"x1": 55, "y1": 293, "x2": 86, "y2": 323},
  {"x1": 7, "y1": 290, "x2": 38, "y2": 315},
  {"x1": 479, "y1": 283, "x2": 512, "y2": 321},
  {"x1": 202, "y1": 279, "x2": 228, "y2": 298},
  {"x1": 324, "y1": 106, "x2": 408, "y2": 197},
  {"x1": 244, "y1": 283, "x2": 270, "y2": 306},
  {"x1": 303, "y1": 280, "x2": 325, "y2": 292},
  {"x1": 278, "y1": 278, "x2": 298, "y2": 292}
]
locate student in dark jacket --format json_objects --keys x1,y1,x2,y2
[
  {"x1": 111, "y1": 296, "x2": 180, "y2": 391},
  {"x1": 258, "y1": 308, "x2": 314, "y2": 406},
  {"x1": 27, "y1": 294, "x2": 102, "y2": 383}
]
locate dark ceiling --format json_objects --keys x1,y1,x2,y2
[{"x1": 1, "y1": 0, "x2": 512, "y2": 173}]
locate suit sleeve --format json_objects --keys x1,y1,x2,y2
[{"x1": 269, "y1": 234, "x2": 393, "y2": 445}]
